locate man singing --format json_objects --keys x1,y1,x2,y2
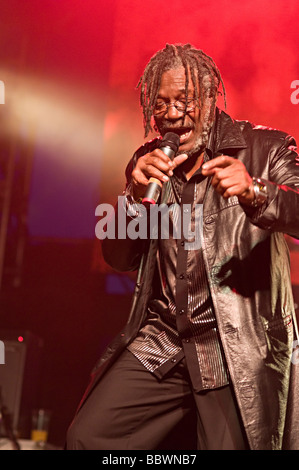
[{"x1": 67, "y1": 43, "x2": 299, "y2": 450}]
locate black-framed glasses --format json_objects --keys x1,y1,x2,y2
[{"x1": 153, "y1": 98, "x2": 198, "y2": 116}]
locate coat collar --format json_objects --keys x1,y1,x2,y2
[{"x1": 206, "y1": 108, "x2": 248, "y2": 159}]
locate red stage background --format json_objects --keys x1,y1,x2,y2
[{"x1": 0, "y1": 0, "x2": 298, "y2": 447}]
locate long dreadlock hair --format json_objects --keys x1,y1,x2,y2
[{"x1": 137, "y1": 43, "x2": 226, "y2": 140}]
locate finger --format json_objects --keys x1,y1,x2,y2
[
  {"x1": 132, "y1": 170, "x2": 149, "y2": 188},
  {"x1": 141, "y1": 150, "x2": 175, "y2": 174},
  {"x1": 209, "y1": 168, "x2": 233, "y2": 189},
  {"x1": 172, "y1": 154, "x2": 188, "y2": 168},
  {"x1": 142, "y1": 163, "x2": 171, "y2": 183},
  {"x1": 201, "y1": 155, "x2": 234, "y2": 173},
  {"x1": 152, "y1": 148, "x2": 176, "y2": 166},
  {"x1": 131, "y1": 170, "x2": 150, "y2": 200},
  {"x1": 221, "y1": 184, "x2": 243, "y2": 199},
  {"x1": 213, "y1": 175, "x2": 251, "y2": 198},
  {"x1": 211, "y1": 178, "x2": 239, "y2": 198},
  {"x1": 210, "y1": 166, "x2": 241, "y2": 184},
  {"x1": 150, "y1": 148, "x2": 173, "y2": 160}
]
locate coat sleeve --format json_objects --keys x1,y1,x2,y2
[
  {"x1": 243, "y1": 133, "x2": 299, "y2": 239},
  {"x1": 101, "y1": 139, "x2": 159, "y2": 272},
  {"x1": 101, "y1": 187, "x2": 149, "y2": 272}
]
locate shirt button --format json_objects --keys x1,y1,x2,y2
[
  {"x1": 180, "y1": 240, "x2": 185, "y2": 246},
  {"x1": 179, "y1": 273, "x2": 184, "y2": 279},
  {"x1": 179, "y1": 309, "x2": 185, "y2": 315},
  {"x1": 171, "y1": 358, "x2": 177, "y2": 363}
]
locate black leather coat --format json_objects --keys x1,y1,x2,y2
[{"x1": 86, "y1": 109, "x2": 299, "y2": 449}]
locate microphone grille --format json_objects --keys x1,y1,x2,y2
[{"x1": 160, "y1": 132, "x2": 180, "y2": 152}]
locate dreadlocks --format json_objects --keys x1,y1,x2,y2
[{"x1": 137, "y1": 43, "x2": 226, "y2": 139}]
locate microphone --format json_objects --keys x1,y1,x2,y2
[{"x1": 142, "y1": 132, "x2": 180, "y2": 206}]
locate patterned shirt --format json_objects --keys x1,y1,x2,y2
[{"x1": 127, "y1": 156, "x2": 229, "y2": 391}]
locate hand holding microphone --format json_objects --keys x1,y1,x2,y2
[
  {"x1": 131, "y1": 132, "x2": 187, "y2": 205},
  {"x1": 142, "y1": 132, "x2": 180, "y2": 206}
]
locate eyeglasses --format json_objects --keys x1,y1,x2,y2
[{"x1": 153, "y1": 98, "x2": 198, "y2": 116}]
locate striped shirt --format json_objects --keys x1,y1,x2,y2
[{"x1": 127, "y1": 160, "x2": 229, "y2": 391}]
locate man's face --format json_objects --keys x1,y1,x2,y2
[{"x1": 153, "y1": 66, "x2": 208, "y2": 157}]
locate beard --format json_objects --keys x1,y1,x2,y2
[{"x1": 178, "y1": 133, "x2": 206, "y2": 158}]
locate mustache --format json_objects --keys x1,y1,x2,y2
[{"x1": 157, "y1": 119, "x2": 194, "y2": 134}]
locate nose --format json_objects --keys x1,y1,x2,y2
[{"x1": 165, "y1": 103, "x2": 183, "y2": 120}]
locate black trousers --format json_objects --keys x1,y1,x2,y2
[{"x1": 66, "y1": 349, "x2": 249, "y2": 450}]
